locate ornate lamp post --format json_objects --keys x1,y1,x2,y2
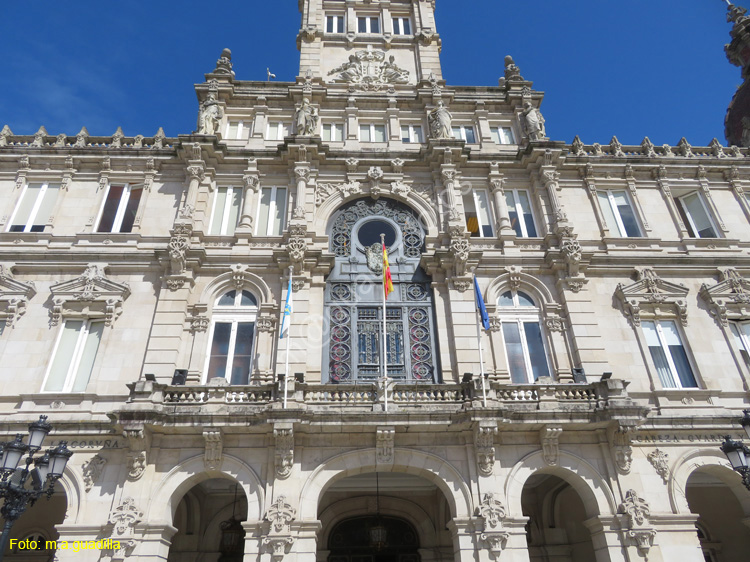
[
  {"x1": 720, "y1": 410, "x2": 750, "y2": 492},
  {"x1": 0, "y1": 416, "x2": 72, "y2": 561}
]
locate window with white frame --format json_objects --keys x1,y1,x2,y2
[
  {"x1": 641, "y1": 320, "x2": 698, "y2": 388},
  {"x1": 452, "y1": 126, "x2": 477, "y2": 144},
  {"x1": 491, "y1": 126, "x2": 515, "y2": 145},
  {"x1": 326, "y1": 14, "x2": 345, "y2": 33},
  {"x1": 208, "y1": 186, "x2": 242, "y2": 236},
  {"x1": 505, "y1": 189, "x2": 538, "y2": 237},
  {"x1": 401, "y1": 124, "x2": 424, "y2": 143},
  {"x1": 255, "y1": 186, "x2": 287, "y2": 236},
  {"x1": 95, "y1": 184, "x2": 143, "y2": 233},
  {"x1": 462, "y1": 189, "x2": 493, "y2": 238},
  {"x1": 675, "y1": 192, "x2": 719, "y2": 238},
  {"x1": 359, "y1": 124, "x2": 387, "y2": 143},
  {"x1": 7, "y1": 182, "x2": 60, "y2": 233},
  {"x1": 322, "y1": 123, "x2": 345, "y2": 142},
  {"x1": 498, "y1": 290, "x2": 551, "y2": 383},
  {"x1": 597, "y1": 189, "x2": 641, "y2": 237},
  {"x1": 729, "y1": 321, "x2": 750, "y2": 369},
  {"x1": 392, "y1": 17, "x2": 411, "y2": 35},
  {"x1": 266, "y1": 122, "x2": 291, "y2": 141},
  {"x1": 42, "y1": 319, "x2": 104, "y2": 392},
  {"x1": 226, "y1": 120, "x2": 252, "y2": 140},
  {"x1": 205, "y1": 290, "x2": 258, "y2": 385},
  {"x1": 358, "y1": 16, "x2": 380, "y2": 33}
]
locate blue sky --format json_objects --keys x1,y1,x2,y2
[{"x1": 0, "y1": 1, "x2": 741, "y2": 146}]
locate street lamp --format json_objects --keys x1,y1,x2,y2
[{"x1": 0, "y1": 416, "x2": 72, "y2": 561}]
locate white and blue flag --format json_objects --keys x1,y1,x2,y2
[
  {"x1": 280, "y1": 275, "x2": 293, "y2": 339},
  {"x1": 474, "y1": 275, "x2": 490, "y2": 331}
]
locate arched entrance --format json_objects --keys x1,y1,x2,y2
[
  {"x1": 168, "y1": 477, "x2": 248, "y2": 562},
  {"x1": 685, "y1": 468, "x2": 750, "y2": 562},
  {"x1": 4, "y1": 487, "x2": 67, "y2": 561},
  {"x1": 324, "y1": 198, "x2": 439, "y2": 383},
  {"x1": 522, "y1": 474, "x2": 598, "y2": 562},
  {"x1": 328, "y1": 516, "x2": 420, "y2": 562}
]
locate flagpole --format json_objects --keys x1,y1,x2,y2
[
  {"x1": 474, "y1": 275, "x2": 488, "y2": 407},
  {"x1": 283, "y1": 266, "x2": 292, "y2": 409},
  {"x1": 380, "y1": 233, "x2": 389, "y2": 413}
]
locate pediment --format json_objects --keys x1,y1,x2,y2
[
  {"x1": 615, "y1": 267, "x2": 689, "y2": 326},
  {"x1": 0, "y1": 265, "x2": 36, "y2": 327},
  {"x1": 50, "y1": 264, "x2": 130, "y2": 326},
  {"x1": 699, "y1": 267, "x2": 750, "y2": 325}
]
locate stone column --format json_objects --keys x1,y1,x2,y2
[
  {"x1": 499, "y1": 518, "x2": 532, "y2": 562},
  {"x1": 583, "y1": 516, "x2": 629, "y2": 562},
  {"x1": 645, "y1": 514, "x2": 704, "y2": 562},
  {"x1": 53, "y1": 525, "x2": 105, "y2": 562},
  {"x1": 243, "y1": 521, "x2": 264, "y2": 562},
  {"x1": 291, "y1": 520, "x2": 322, "y2": 562},
  {"x1": 239, "y1": 168, "x2": 260, "y2": 231},
  {"x1": 446, "y1": 518, "x2": 481, "y2": 562},
  {"x1": 293, "y1": 166, "x2": 310, "y2": 221},
  {"x1": 489, "y1": 176, "x2": 513, "y2": 235},
  {"x1": 135, "y1": 523, "x2": 179, "y2": 561}
]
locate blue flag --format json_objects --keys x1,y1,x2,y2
[
  {"x1": 280, "y1": 275, "x2": 293, "y2": 339},
  {"x1": 474, "y1": 276, "x2": 490, "y2": 331}
]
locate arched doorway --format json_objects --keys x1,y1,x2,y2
[
  {"x1": 328, "y1": 516, "x2": 420, "y2": 562},
  {"x1": 522, "y1": 474, "x2": 598, "y2": 562},
  {"x1": 324, "y1": 198, "x2": 439, "y2": 383},
  {"x1": 168, "y1": 477, "x2": 248, "y2": 562},
  {"x1": 685, "y1": 468, "x2": 750, "y2": 562},
  {"x1": 4, "y1": 487, "x2": 66, "y2": 561}
]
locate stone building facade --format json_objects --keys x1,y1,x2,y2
[{"x1": 1, "y1": 1, "x2": 750, "y2": 561}]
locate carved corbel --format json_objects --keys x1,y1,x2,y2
[
  {"x1": 475, "y1": 423, "x2": 497, "y2": 476},
  {"x1": 82, "y1": 454, "x2": 107, "y2": 493},
  {"x1": 608, "y1": 424, "x2": 636, "y2": 475},
  {"x1": 647, "y1": 449, "x2": 670, "y2": 483},
  {"x1": 274, "y1": 424, "x2": 294, "y2": 479},
  {"x1": 540, "y1": 426, "x2": 562, "y2": 466},
  {"x1": 376, "y1": 426, "x2": 395, "y2": 466},
  {"x1": 203, "y1": 429, "x2": 223, "y2": 471},
  {"x1": 287, "y1": 223, "x2": 308, "y2": 274},
  {"x1": 126, "y1": 450, "x2": 147, "y2": 481},
  {"x1": 367, "y1": 166, "x2": 385, "y2": 199},
  {"x1": 107, "y1": 497, "x2": 143, "y2": 560},
  {"x1": 618, "y1": 490, "x2": 656, "y2": 558}
]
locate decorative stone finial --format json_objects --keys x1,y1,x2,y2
[
  {"x1": 153, "y1": 127, "x2": 165, "y2": 149},
  {"x1": 214, "y1": 48, "x2": 234, "y2": 76},
  {"x1": 0, "y1": 125, "x2": 12, "y2": 147},
  {"x1": 32, "y1": 126, "x2": 48, "y2": 147},
  {"x1": 75, "y1": 126, "x2": 89, "y2": 148},
  {"x1": 504, "y1": 55, "x2": 523, "y2": 82}
]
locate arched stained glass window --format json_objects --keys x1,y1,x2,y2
[{"x1": 324, "y1": 199, "x2": 439, "y2": 383}]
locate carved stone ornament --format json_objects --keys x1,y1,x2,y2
[
  {"x1": 561, "y1": 238, "x2": 582, "y2": 264},
  {"x1": 571, "y1": 135, "x2": 586, "y2": 156},
  {"x1": 126, "y1": 450, "x2": 147, "y2": 481},
  {"x1": 257, "y1": 315, "x2": 276, "y2": 333},
  {"x1": 168, "y1": 230, "x2": 191, "y2": 277},
  {"x1": 609, "y1": 425, "x2": 635, "y2": 475},
  {"x1": 328, "y1": 46, "x2": 409, "y2": 91},
  {"x1": 647, "y1": 449, "x2": 670, "y2": 482},
  {"x1": 449, "y1": 235, "x2": 471, "y2": 276},
  {"x1": 376, "y1": 426, "x2": 395, "y2": 465},
  {"x1": 203, "y1": 429, "x2": 223, "y2": 470},
  {"x1": 49, "y1": 264, "x2": 130, "y2": 326},
  {"x1": 274, "y1": 426, "x2": 294, "y2": 479},
  {"x1": 475, "y1": 424, "x2": 497, "y2": 476},
  {"x1": 641, "y1": 137, "x2": 657, "y2": 158},
  {"x1": 213, "y1": 47, "x2": 234, "y2": 76},
  {"x1": 0, "y1": 125, "x2": 12, "y2": 147},
  {"x1": 699, "y1": 267, "x2": 750, "y2": 326},
  {"x1": 108, "y1": 497, "x2": 143, "y2": 560},
  {"x1": 540, "y1": 426, "x2": 562, "y2": 466},
  {"x1": 610, "y1": 136, "x2": 625, "y2": 157},
  {"x1": 618, "y1": 490, "x2": 656, "y2": 557},
  {"x1": 614, "y1": 267, "x2": 689, "y2": 327},
  {"x1": 265, "y1": 495, "x2": 296, "y2": 534},
  {"x1": 0, "y1": 265, "x2": 35, "y2": 328},
  {"x1": 480, "y1": 530, "x2": 510, "y2": 559},
  {"x1": 476, "y1": 493, "x2": 507, "y2": 530},
  {"x1": 82, "y1": 454, "x2": 107, "y2": 493}
]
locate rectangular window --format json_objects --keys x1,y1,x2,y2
[
  {"x1": 730, "y1": 322, "x2": 750, "y2": 369},
  {"x1": 502, "y1": 320, "x2": 550, "y2": 383},
  {"x1": 266, "y1": 122, "x2": 291, "y2": 141},
  {"x1": 7, "y1": 182, "x2": 60, "y2": 233},
  {"x1": 675, "y1": 192, "x2": 718, "y2": 238},
  {"x1": 452, "y1": 126, "x2": 477, "y2": 144},
  {"x1": 400, "y1": 125, "x2": 424, "y2": 143},
  {"x1": 359, "y1": 124, "x2": 387, "y2": 143},
  {"x1": 597, "y1": 189, "x2": 641, "y2": 237},
  {"x1": 462, "y1": 189, "x2": 493, "y2": 238},
  {"x1": 255, "y1": 186, "x2": 287, "y2": 236},
  {"x1": 326, "y1": 15, "x2": 345, "y2": 33},
  {"x1": 206, "y1": 321, "x2": 255, "y2": 385},
  {"x1": 642, "y1": 320, "x2": 698, "y2": 388},
  {"x1": 322, "y1": 123, "x2": 345, "y2": 142},
  {"x1": 208, "y1": 186, "x2": 242, "y2": 236},
  {"x1": 95, "y1": 184, "x2": 143, "y2": 233},
  {"x1": 505, "y1": 189, "x2": 538, "y2": 237},
  {"x1": 491, "y1": 126, "x2": 515, "y2": 145},
  {"x1": 43, "y1": 319, "x2": 104, "y2": 392},
  {"x1": 358, "y1": 16, "x2": 380, "y2": 33},
  {"x1": 392, "y1": 17, "x2": 411, "y2": 35},
  {"x1": 225, "y1": 120, "x2": 251, "y2": 140}
]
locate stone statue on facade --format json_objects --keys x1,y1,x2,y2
[
  {"x1": 521, "y1": 102, "x2": 546, "y2": 141},
  {"x1": 197, "y1": 91, "x2": 223, "y2": 135},
  {"x1": 504, "y1": 55, "x2": 524, "y2": 82},
  {"x1": 295, "y1": 98, "x2": 319, "y2": 136},
  {"x1": 429, "y1": 101, "x2": 453, "y2": 139},
  {"x1": 382, "y1": 56, "x2": 409, "y2": 84},
  {"x1": 741, "y1": 116, "x2": 750, "y2": 148}
]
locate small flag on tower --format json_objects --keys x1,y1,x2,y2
[
  {"x1": 382, "y1": 242, "x2": 394, "y2": 299},
  {"x1": 474, "y1": 275, "x2": 490, "y2": 330},
  {"x1": 280, "y1": 274, "x2": 293, "y2": 339}
]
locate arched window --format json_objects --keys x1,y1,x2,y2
[
  {"x1": 204, "y1": 289, "x2": 258, "y2": 385},
  {"x1": 324, "y1": 199, "x2": 439, "y2": 383},
  {"x1": 497, "y1": 290, "x2": 551, "y2": 383}
]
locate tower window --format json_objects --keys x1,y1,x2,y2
[
  {"x1": 358, "y1": 16, "x2": 380, "y2": 34},
  {"x1": 255, "y1": 187, "x2": 287, "y2": 236},
  {"x1": 452, "y1": 126, "x2": 477, "y2": 144},
  {"x1": 7, "y1": 182, "x2": 59, "y2": 233},
  {"x1": 96, "y1": 184, "x2": 143, "y2": 234},
  {"x1": 359, "y1": 124, "x2": 387, "y2": 143},
  {"x1": 323, "y1": 123, "x2": 345, "y2": 142},
  {"x1": 641, "y1": 320, "x2": 698, "y2": 389},
  {"x1": 208, "y1": 186, "x2": 242, "y2": 236},
  {"x1": 226, "y1": 120, "x2": 251, "y2": 140},
  {"x1": 43, "y1": 319, "x2": 104, "y2": 392},
  {"x1": 597, "y1": 189, "x2": 641, "y2": 237},
  {"x1": 462, "y1": 189, "x2": 494, "y2": 238},
  {"x1": 266, "y1": 122, "x2": 291, "y2": 141},
  {"x1": 401, "y1": 125, "x2": 424, "y2": 143},
  {"x1": 326, "y1": 15, "x2": 345, "y2": 33},
  {"x1": 675, "y1": 192, "x2": 719, "y2": 238},
  {"x1": 491, "y1": 126, "x2": 515, "y2": 145},
  {"x1": 505, "y1": 189, "x2": 538, "y2": 237},
  {"x1": 392, "y1": 17, "x2": 411, "y2": 35}
]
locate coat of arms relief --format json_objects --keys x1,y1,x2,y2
[{"x1": 328, "y1": 46, "x2": 410, "y2": 91}]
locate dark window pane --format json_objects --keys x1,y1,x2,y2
[
  {"x1": 241, "y1": 290, "x2": 257, "y2": 306},
  {"x1": 358, "y1": 18, "x2": 367, "y2": 32},
  {"x1": 675, "y1": 199, "x2": 697, "y2": 237},
  {"x1": 338, "y1": 18, "x2": 344, "y2": 32},
  {"x1": 464, "y1": 128, "x2": 476, "y2": 144},
  {"x1": 207, "y1": 323, "x2": 232, "y2": 381},
  {"x1": 371, "y1": 17, "x2": 380, "y2": 33},
  {"x1": 358, "y1": 220, "x2": 397, "y2": 247},
  {"x1": 120, "y1": 188, "x2": 142, "y2": 233},
  {"x1": 517, "y1": 292, "x2": 535, "y2": 307},
  {"x1": 403, "y1": 20, "x2": 411, "y2": 34},
  {"x1": 503, "y1": 322, "x2": 528, "y2": 383},
  {"x1": 218, "y1": 291, "x2": 236, "y2": 306},
  {"x1": 97, "y1": 185, "x2": 124, "y2": 233},
  {"x1": 524, "y1": 322, "x2": 550, "y2": 380},
  {"x1": 230, "y1": 322, "x2": 255, "y2": 385},
  {"x1": 327, "y1": 18, "x2": 334, "y2": 32},
  {"x1": 669, "y1": 345, "x2": 698, "y2": 388},
  {"x1": 616, "y1": 201, "x2": 640, "y2": 237}
]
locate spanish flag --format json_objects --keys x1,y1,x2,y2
[{"x1": 382, "y1": 242, "x2": 394, "y2": 299}]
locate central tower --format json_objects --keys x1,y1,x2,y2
[{"x1": 297, "y1": 0, "x2": 443, "y2": 87}]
